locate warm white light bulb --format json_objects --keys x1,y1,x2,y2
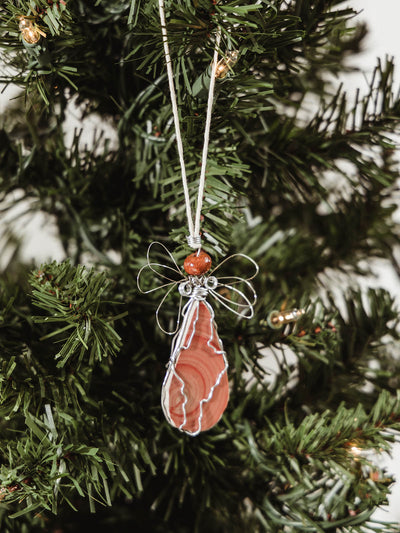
[{"x1": 350, "y1": 446, "x2": 362, "y2": 456}]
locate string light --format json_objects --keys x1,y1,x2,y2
[
  {"x1": 215, "y1": 50, "x2": 239, "y2": 79},
  {"x1": 349, "y1": 445, "x2": 362, "y2": 457},
  {"x1": 19, "y1": 16, "x2": 46, "y2": 45},
  {"x1": 346, "y1": 441, "x2": 368, "y2": 459},
  {"x1": 267, "y1": 308, "x2": 305, "y2": 329}
]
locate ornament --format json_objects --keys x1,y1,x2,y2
[
  {"x1": 138, "y1": 243, "x2": 258, "y2": 436},
  {"x1": 215, "y1": 50, "x2": 239, "y2": 79},
  {"x1": 142, "y1": 1, "x2": 258, "y2": 436},
  {"x1": 18, "y1": 16, "x2": 46, "y2": 45}
]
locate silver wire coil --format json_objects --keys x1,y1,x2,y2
[{"x1": 186, "y1": 234, "x2": 202, "y2": 249}]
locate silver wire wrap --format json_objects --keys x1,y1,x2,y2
[
  {"x1": 161, "y1": 298, "x2": 228, "y2": 436},
  {"x1": 186, "y1": 234, "x2": 202, "y2": 249},
  {"x1": 137, "y1": 242, "x2": 258, "y2": 436},
  {"x1": 137, "y1": 242, "x2": 259, "y2": 335}
]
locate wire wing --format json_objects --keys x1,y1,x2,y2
[
  {"x1": 209, "y1": 253, "x2": 258, "y2": 319},
  {"x1": 137, "y1": 242, "x2": 185, "y2": 334}
]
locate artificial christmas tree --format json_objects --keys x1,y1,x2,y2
[{"x1": 0, "y1": 1, "x2": 400, "y2": 531}]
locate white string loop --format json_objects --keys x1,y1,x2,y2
[{"x1": 158, "y1": 0, "x2": 221, "y2": 248}]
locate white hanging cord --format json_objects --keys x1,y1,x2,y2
[
  {"x1": 194, "y1": 30, "x2": 221, "y2": 239},
  {"x1": 158, "y1": 0, "x2": 221, "y2": 249},
  {"x1": 158, "y1": 0, "x2": 194, "y2": 239}
]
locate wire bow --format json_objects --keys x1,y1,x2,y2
[{"x1": 137, "y1": 242, "x2": 258, "y2": 335}]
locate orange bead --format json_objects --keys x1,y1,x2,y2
[{"x1": 183, "y1": 250, "x2": 212, "y2": 276}]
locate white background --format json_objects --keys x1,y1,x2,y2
[
  {"x1": 1, "y1": 0, "x2": 400, "y2": 525},
  {"x1": 343, "y1": 0, "x2": 400, "y2": 525}
]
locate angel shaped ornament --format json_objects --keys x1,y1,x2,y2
[
  {"x1": 138, "y1": 243, "x2": 258, "y2": 436},
  {"x1": 140, "y1": 1, "x2": 258, "y2": 436}
]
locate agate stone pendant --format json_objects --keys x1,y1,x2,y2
[{"x1": 161, "y1": 251, "x2": 229, "y2": 436}]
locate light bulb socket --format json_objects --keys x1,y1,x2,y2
[{"x1": 267, "y1": 308, "x2": 305, "y2": 329}]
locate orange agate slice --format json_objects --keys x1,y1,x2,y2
[{"x1": 161, "y1": 300, "x2": 229, "y2": 435}]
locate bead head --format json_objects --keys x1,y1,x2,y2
[{"x1": 183, "y1": 251, "x2": 212, "y2": 276}]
